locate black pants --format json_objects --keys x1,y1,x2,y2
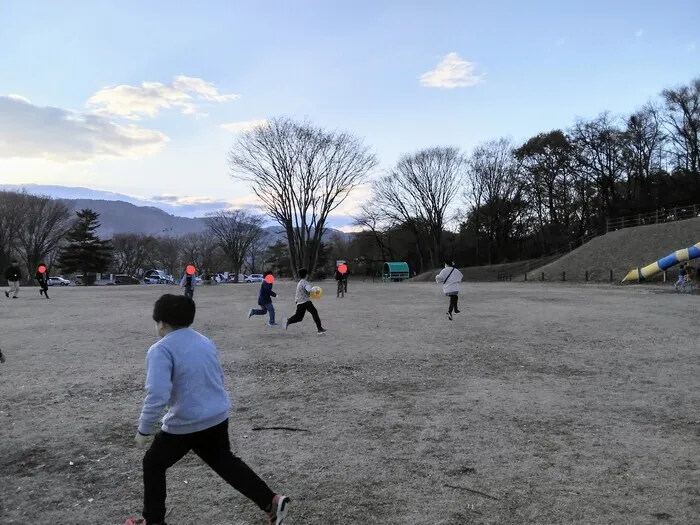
[
  {"x1": 184, "y1": 287, "x2": 194, "y2": 298},
  {"x1": 39, "y1": 282, "x2": 49, "y2": 297},
  {"x1": 142, "y1": 419, "x2": 274, "y2": 523},
  {"x1": 287, "y1": 301, "x2": 323, "y2": 330},
  {"x1": 448, "y1": 294, "x2": 459, "y2": 314}
]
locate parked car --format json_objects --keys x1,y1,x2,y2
[
  {"x1": 143, "y1": 269, "x2": 174, "y2": 284},
  {"x1": 114, "y1": 274, "x2": 140, "y2": 285},
  {"x1": 47, "y1": 276, "x2": 70, "y2": 286},
  {"x1": 244, "y1": 274, "x2": 264, "y2": 283}
]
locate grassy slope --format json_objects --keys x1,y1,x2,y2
[
  {"x1": 527, "y1": 217, "x2": 700, "y2": 282},
  {"x1": 413, "y1": 217, "x2": 700, "y2": 283},
  {"x1": 411, "y1": 256, "x2": 560, "y2": 283}
]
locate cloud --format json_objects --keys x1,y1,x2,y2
[
  {"x1": 635, "y1": 29, "x2": 644, "y2": 38},
  {"x1": 0, "y1": 95, "x2": 168, "y2": 162},
  {"x1": 419, "y1": 52, "x2": 486, "y2": 88},
  {"x1": 555, "y1": 39, "x2": 565, "y2": 47},
  {"x1": 8, "y1": 93, "x2": 30, "y2": 103},
  {"x1": 147, "y1": 193, "x2": 265, "y2": 216},
  {"x1": 150, "y1": 194, "x2": 180, "y2": 203},
  {"x1": 689, "y1": 41, "x2": 697, "y2": 52},
  {"x1": 220, "y1": 119, "x2": 269, "y2": 133},
  {"x1": 87, "y1": 75, "x2": 239, "y2": 120}
]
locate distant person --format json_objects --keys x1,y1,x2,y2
[
  {"x1": 180, "y1": 272, "x2": 196, "y2": 298},
  {"x1": 36, "y1": 263, "x2": 50, "y2": 299},
  {"x1": 435, "y1": 261, "x2": 463, "y2": 320},
  {"x1": 248, "y1": 271, "x2": 278, "y2": 326},
  {"x1": 4, "y1": 259, "x2": 21, "y2": 299},
  {"x1": 124, "y1": 294, "x2": 290, "y2": 525},
  {"x1": 334, "y1": 267, "x2": 347, "y2": 297},
  {"x1": 283, "y1": 268, "x2": 326, "y2": 334},
  {"x1": 675, "y1": 263, "x2": 687, "y2": 290}
]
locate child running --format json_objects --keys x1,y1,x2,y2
[
  {"x1": 248, "y1": 271, "x2": 278, "y2": 326},
  {"x1": 124, "y1": 294, "x2": 290, "y2": 525},
  {"x1": 180, "y1": 272, "x2": 195, "y2": 298},
  {"x1": 36, "y1": 263, "x2": 50, "y2": 299},
  {"x1": 435, "y1": 260, "x2": 463, "y2": 320},
  {"x1": 4, "y1": 259, "x2": 21, "y2": 299},
  {"x1": 282, "y1": 268, "x2": 326, "y2": 334}
]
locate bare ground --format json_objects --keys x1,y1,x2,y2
[{"x1": 0, "y1": 281, "x2": 698, "y2": 525}]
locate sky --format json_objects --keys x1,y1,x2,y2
[{"x1": 1, "y1": 0, "x2": 698, "y2": 230}]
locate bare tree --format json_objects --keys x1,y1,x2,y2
[
  {"x1": 228, "y1": 117, "x2": 378, "y2": 278},
  {"x1": 180, "y1": 232, "x2": 220, "y2": 275},
  {"x1": 15, "y1": 194, "x2": 72, "y2": 280},
  {"x1": 661, "y1": 77, "x2": 700, "y2": 173},
  {"x1": 372, "y1": 147, "x2": 464, "y2": 268},
  {"x1": 112, "y1": 233, "x2": 156, "y2": 276},
  {"x1": 205, "y1": 210, "x2": 265, "y2": 282},
  {"x1": 514, "y1": 130, "x2": 575, "y2": 250},
  {"x1": 245, "y1": 233, "x2": 269, "y2": 274},
  {"x1": 570, "y1": 113, "x2": 626, "y2": 219},
  {"x1": 0, "y1": 191, "x2": 25, "y2": 268},
  {"x1": 352, "y1": 201, "x2": 396, "y2": 263},
  {"x1": 464, "y1": 138, "x2": 527, "y2": 263},
  {"x1": 622, "y1": 104, "x2": 665, "y2": 203},
  {"x1": 146, "y1": 236, "x2": 182, "y2": 276}
]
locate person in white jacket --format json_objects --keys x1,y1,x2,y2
[{"x1": 435, "y1": 261, "x2": 463, "y2": 320}]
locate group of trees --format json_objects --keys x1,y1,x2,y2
[
  {"x1": 348, "y1": 77, "x2": 700, "y2": 272},
  {"x1": 110, "y1": 210, "x2": 269, "y2": 282},
  {"x1": 2, "y1": 77, "x2": 697, "y2": 282},
  {"x1": 226, "y1": 77, "x2": 699, "y2": 277},
  {"x1": 0, "y1": 190, "x2": 278, "y2": 284}
]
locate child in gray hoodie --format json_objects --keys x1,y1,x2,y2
[{"x1": 125, "y1": 294, "x2": 290, "y2": 525}]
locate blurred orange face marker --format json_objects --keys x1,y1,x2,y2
[
  {"x1": 186, "y1": 265, "x2": 196, "y2": 275},
  {"x1": 38, "y1": 265, "x2": 47, "y2": 274},
  {"x1": 338, "y1": 264, "x2": 348, "y2": 274},
  {"x1": 264, "y1": 274, "x2": 275, "y2": 284}
]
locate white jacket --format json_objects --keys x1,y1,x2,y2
[{"x1": 435, "y1": 264, "x2": 463, "y2": 294}]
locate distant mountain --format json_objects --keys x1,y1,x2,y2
[
  {"x1": 58, "y1": 198, "x2": 351, "y2": 244},
  {"x1": 1, "y1": 184, "x2": 355, "y2": 243}
]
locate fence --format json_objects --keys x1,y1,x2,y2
[
  {"x1": 533, "y1": 203, "x2": 700, "y2": 263},
  {"x1": 606, "y1": 204, "x2": 700, "y2": 233}
]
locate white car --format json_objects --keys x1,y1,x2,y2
[
  {"x1": 47, "y1": 277, "x2": 70, "y2": 286},
  {"x1": 244, "y1": 274, "x2": 264, "y2": 283},
  {"x1": 143, "y1": 270, "x2": 174, "y2": 284}
]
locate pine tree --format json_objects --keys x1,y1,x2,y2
[{"x1": 57, "y1": 209, "x2": 113, "y2": 285}]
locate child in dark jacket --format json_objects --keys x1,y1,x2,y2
[
  {"x1": 248, "y1": 271, "x2": 277, "y2": 326},
  {"x1": 36, "y1": 264, "x2": 50, "y2": 299}
]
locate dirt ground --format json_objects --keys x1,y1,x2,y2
[{"x1": 0, "y1": 280, "x2": 698, "y2": 525}]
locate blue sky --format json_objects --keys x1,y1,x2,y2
[{"x1": 1, "y1": 0, "x2": 698, "y2": 228}]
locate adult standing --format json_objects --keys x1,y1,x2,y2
[{"x1": 4, "y1": 260, "x2": 21, "y2": 299}]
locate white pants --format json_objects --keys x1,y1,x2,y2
[{"x1": 6, "y1": 281, "x2": 19, "y2": 296}]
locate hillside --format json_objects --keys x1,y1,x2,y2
[
  {"x1": 412, "y1": 256, "x2": 560, "y2": 282},
  {"x1": 525, "y1": 217, "x2": 700, "y2": 282}
]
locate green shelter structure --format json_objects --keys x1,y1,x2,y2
[{"x1": 382, "y1": 262, "x2": 410, "y2": 282}]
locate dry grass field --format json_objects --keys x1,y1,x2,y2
[{"x1": 0, "y1": 280, "x2": 698, "y2": 525}]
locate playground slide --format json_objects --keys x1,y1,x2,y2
[{"x1": 622, "y1": 241, "x2": 700, "y2": 282}]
